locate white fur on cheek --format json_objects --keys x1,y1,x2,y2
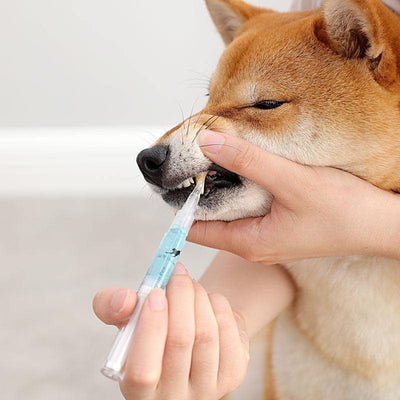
[{"x1": 195, "y1": 180, "x2": 272, "y2": 221}]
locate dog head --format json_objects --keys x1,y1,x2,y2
[{"x1": 137, "y1": 0, "x2": 400, "y2": 221}]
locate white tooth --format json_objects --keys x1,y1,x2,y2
[
  {"x1": 182, "y1": 179, "x2": 191, "y2": 188},
  {"x1": 177, "y1": 183, "x2": 183, "y2": 189},
  {"x1": 189, "y1": 177, "x2": 195, "y2": 184}
]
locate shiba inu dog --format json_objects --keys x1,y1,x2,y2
[{"x1": 136, "y1": 0, "x2": 400, "y2": 398}]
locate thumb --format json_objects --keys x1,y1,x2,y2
[
  {"x1": 187, "y1": 217, "x2": 264, "y2": 261},
  {"x1": 93, "y1": 287, "x2": 137, "y2": 328},
  {"x1": 198, "y1": 130, "x2": 306, "y2": 200}
]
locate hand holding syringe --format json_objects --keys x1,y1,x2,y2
[{"x1": 101, "y1": 173, "x2": 207, "y2": 381}]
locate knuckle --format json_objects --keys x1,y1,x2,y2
[
  {"x1": 220, "y1": 366, "x2": 248, "y2": 394},
  {"x1": 245, "y1": 234, "x2": 266, "y2": 263},
  {"x1": 232, "y1": 310, "x2": 247, "y2": 331},
  {"x1": 194, "y1": 329, "x2": 217, "y2": 346},
  {"x1": 216, "y1": 311, "x2": 234, "y2": 331},
  {"x1": 224, "y1": 377, "x2": 245, "y2": 394},
  {"x1": 193, "y1": 279, "x2": 206, "y2": 293},
  {"x1": 209, "y1": 293, "x2": 236, "y2": 331},
  {"x1": 241, "y1": 246, "x2": 259, "y2": 263},
  {"x1": 168, "y1": 274, "x2": 193, "y2": 291},
  {"x1": 208, "y1": 291, "x2": 227, "y2": 302},
  {"x1": 123, "y1": 368, "x2": 159, "y2": 389},
  {"x1": 167, "y1": 329, "x2": 195, "y2": 349}
]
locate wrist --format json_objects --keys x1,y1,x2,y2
[
  {"x1": 379, "y1": 192, "x2": 400, "y2": 260},
  {"x1": 359, "y1": 190, "x2": 400, "y2": 260}
]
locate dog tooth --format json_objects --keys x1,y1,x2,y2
[
  {"x1": 182, "y1": 179, "x2": 191, "y2": 188},
  {"x1": 189, "y1": 177, "x2": 195, "y2": 184}
]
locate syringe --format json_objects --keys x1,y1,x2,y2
[{"x1": 101, "y1": 173, "x2": 207, "y2": 381}]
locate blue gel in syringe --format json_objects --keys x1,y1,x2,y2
[{"x1": 101, "y1": 176, "x2": 205, "y2": 381}]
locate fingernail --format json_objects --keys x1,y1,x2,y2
[
  {"x1": 111, "y1": 289, "x2": 128, "y2": 314},
  {"x1": 172, "y1": 262, "x2": 187, "y2": 275},
  {"x1": 148, "y1": 289, "x2": 166, "y2": 311},
  {"x1": 198, "y1": 130, "x2": 225, "y2": 154}
]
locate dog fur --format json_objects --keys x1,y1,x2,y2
[{"x1": 144, "y1": 0, "x2": 400, "y2": 398}]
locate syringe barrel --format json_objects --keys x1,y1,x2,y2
[
  {"x1": 101, "y1": 284, "x2": 152, "y2": 381},
  {"x1": 100, "y1": 225, "x2": 188, "y2": 381},
  {"x1": 143, "y1": 225, "x2": 188, "y2": 289}
]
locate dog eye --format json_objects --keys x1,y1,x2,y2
[{"x1": 251, "y1": 100, "x2": 285, "y2": 110}]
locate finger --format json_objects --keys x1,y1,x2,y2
[
  {"x1": 121, "y1": 289, "x2": 168, "y2": 399},
  {"x1": 198, "y1": 129, "x2": 306, "y2": 200},
  {"x1": 92, "y1": 287, "x2": 137, "y2": 327},
  {"x1": 209, "y1": 293, "x2": 249, "y2": 393},
  {"x1": 187, "y1": 217, "x2": 265, "y2": 262},
  {"x1": 189, "y1": 281, "x2": 219, "y2": 391},
  {"x1": 159, "y1": 263, "x2": 195, "y2": 396}
]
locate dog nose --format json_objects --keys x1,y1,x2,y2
[{"x1": 136, "y1": 145, "x2": 169, "y2": 186}]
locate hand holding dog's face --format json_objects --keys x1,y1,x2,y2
[{"x1": 186, "y1": 130, "x2": 400, "y2": 264}]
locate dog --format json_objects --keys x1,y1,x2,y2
[{"x1": 136, "y1": 0, "x2": 400, "y2": 398}]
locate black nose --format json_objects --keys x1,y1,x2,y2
[{"x1": 136, "y1": 145, "x2": 169, "y2": 187}]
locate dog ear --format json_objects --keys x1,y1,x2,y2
[
  {"x1": 317, "y1": 0, "x2": 398, "y2": 86},
  {"x1": 205, "y1": 0, "x2": 267, "y2": 45}
]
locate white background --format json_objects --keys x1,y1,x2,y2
[{"x1": 0, "y1": 0, "x2": 292, "y2": 127}]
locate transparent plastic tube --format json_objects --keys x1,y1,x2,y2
[{"x1": 101, "y1": 177, "x2": 205, "y2": 381}]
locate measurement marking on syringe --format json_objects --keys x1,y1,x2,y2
[{"x1": 169, "y1": 248, "x2": 181, "y2": 257}]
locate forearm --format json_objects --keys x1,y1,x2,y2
[
  {"x1": 199, "y1": 251, "x2": 295, "y2": 339},
  {"x1": 374, "y1": 192, "x2": 400, "y2": 260},
  {"x1": 356, "y1": 190, "x2": 400, "y2": 261}
]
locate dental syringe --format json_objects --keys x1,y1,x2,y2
[{"x1": 101, "y1": 173, "x2": 207, "y2": 382}]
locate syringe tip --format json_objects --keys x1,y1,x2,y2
[{"x1": 195, "y1": 172, "x2": 207, "y2": 195}]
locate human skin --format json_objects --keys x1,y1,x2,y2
[
  {"x1": 93, "y1": 258, "x2": 294, "y2": 399},
  {"x1": 187, "y1": 130, "x2": 400, "y2": 263}
]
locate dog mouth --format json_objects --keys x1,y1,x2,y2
[{"x1": 161, "y1": 163, "x2": 242, "y2": 206}]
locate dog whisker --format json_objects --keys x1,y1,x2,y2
[
  {"x1": 186, "y1": 97, "x2": 201, "y2": 138},
  {"x1": 187, "y1": 69, "x2": 211, "y2": 82},
  {"x1": 192, "y1": 114, "x2": 219, "y2": 143},
  {"x1": 178, "y1": 103, "x2": 186, "y2": 145},
  {"x1": 205, "y1": 115, "x2": 220, "y2": 132}
]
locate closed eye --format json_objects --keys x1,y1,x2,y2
[{"x1": 251, "y1": 100, "x2": 286, "y2": 110}]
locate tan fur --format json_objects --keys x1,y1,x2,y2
[{"x1": 153, "y1": 0, "x2": 400, "y2": 398}]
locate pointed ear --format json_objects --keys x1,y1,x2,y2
[
  {"x1": 317, "y1": 0, "x2": 398, "y2": 85},
  {"x1": 205, "y1": 0, "x2": 268, "y2": 45}
]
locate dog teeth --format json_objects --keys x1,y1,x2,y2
[
  {"x1": 182, "y1": 178, "x2": 192, "y2": 188},
  {"x1": 174, "y1": 175, "x2": 202, "y2": 190}
]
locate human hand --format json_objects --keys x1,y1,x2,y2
[
  {"x1": 93, "y1": 263, "x2": 249, "y2": 400},
  {"x1": 188, "y1": 130, "x2": 400, "y2": 264}
]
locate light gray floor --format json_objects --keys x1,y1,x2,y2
[
  {"x1": 1, "y1": 197, "x2": 268, "y2": 399},
  {"x1": 0, "y1": 197, "x2": 217, "y2": 399}
]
